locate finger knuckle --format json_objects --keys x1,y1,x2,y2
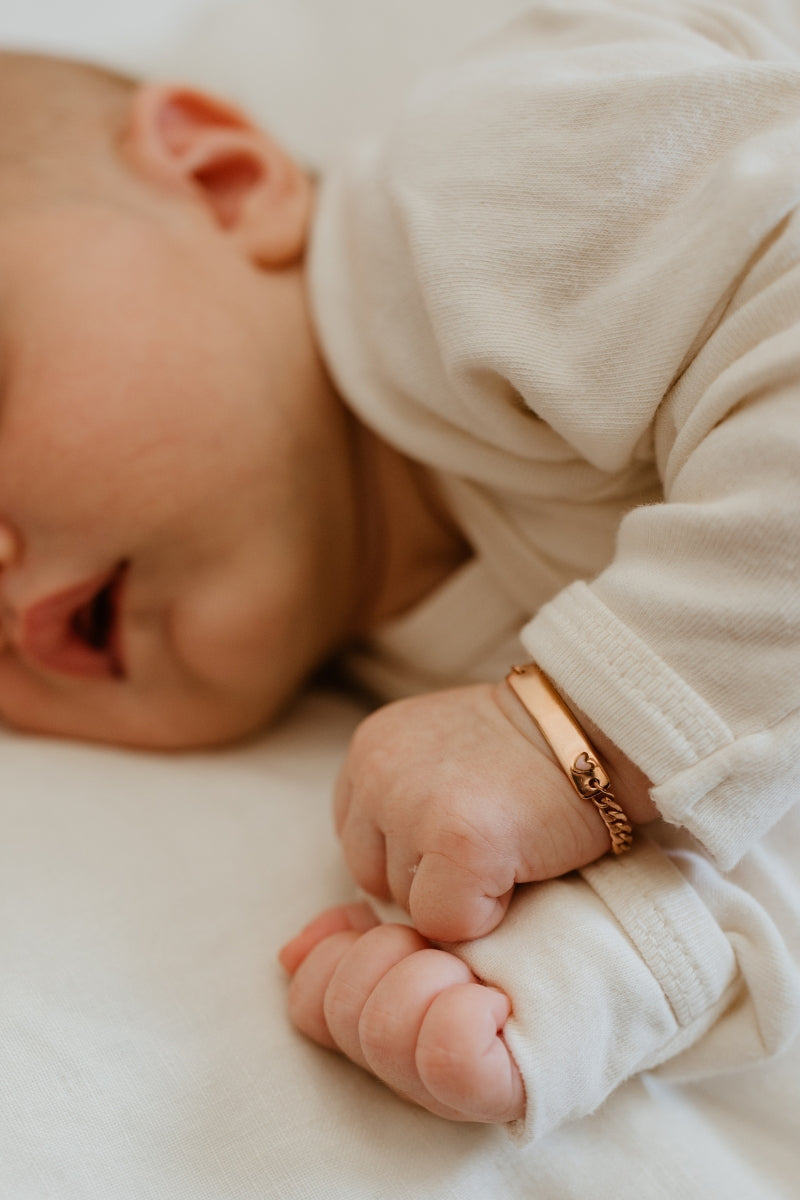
[
  {"x1": 322, "y1": 971, "x2": 364, "y2": 1031},
  {"x1": 427, "y1": 816, "x2": 494, "y2": 869},
  {"x1": 416, "y1": 991, "x2": 472, "y2": 1073},
  {"x1": 358, "y1": 999, "x2": 399, "y2": 1058}
]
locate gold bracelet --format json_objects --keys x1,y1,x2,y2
[{"x1": 506, "y1": 663, "x2": 633, "y2": 855}]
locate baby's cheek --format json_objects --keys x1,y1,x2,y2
[{"x1": 171, "y1": 573, "x2": 304, "y2": 690}]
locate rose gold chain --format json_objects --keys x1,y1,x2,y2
[{"x1": 506, "y1": 663, "x2": 633, "y2": 856}]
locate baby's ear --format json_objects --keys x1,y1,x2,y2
[{"x1": 124, "y1": 84, "x2": 311, "y2": 266}]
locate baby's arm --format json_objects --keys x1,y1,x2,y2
[{"x1": 333, "y1": 678, "x2": 658, "y2": 942}]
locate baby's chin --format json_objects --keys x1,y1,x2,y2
[
  {"x1": 0, "y1": 630, "x2": 311, "y2": 749},
  {"x1": 102, "y1": 699, "x2": 291, "y2": 752}
]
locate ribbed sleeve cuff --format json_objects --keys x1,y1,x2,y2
[{"x1": 520, "y1": 582, "x2": 797, "y2": 868}]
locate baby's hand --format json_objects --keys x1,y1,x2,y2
[
  {"x1": 279, "y1": 903, "x2": 524, "y2": 1124},
  {"x1": 334, "y1": 682, "x2": 623, "y2": 942}
]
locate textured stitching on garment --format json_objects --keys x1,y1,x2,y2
[
  {"x1": 559, "y1": 586, "x2": 731, "y2": 761},
  {"x1": 624, "y1": 895, "x2": 728, "y2": 1027},
  {"x1": 623, "y1": 903, "x2": 688, "y2": 1026}
]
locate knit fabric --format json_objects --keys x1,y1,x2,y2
[{"x1": 310, "y1": 0, "x2": 800, "y2": 1141}]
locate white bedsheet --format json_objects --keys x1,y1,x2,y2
[
  {"x1": 1, "y1": 3, "x2": 799, "y2": 1197},
  {"x1": 5, "y1": 689, "x2": 797, "y2": 1200}
]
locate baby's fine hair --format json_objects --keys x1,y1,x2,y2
[{"x1": 0, "y1": 52, "x2": 135, "y2": 204}]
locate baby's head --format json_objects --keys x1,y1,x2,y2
[{"x1": 0, "y1": 52, "x2": 361, "y2": 748}]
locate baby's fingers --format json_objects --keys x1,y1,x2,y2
[
  {"x1": 357, "y1": 947, "x2": 479, "y2": 1119},
  {"x1": 284, "y1": 920, "x2": 525, "y2": 1125},
  {"x1": 323, "y1": 924, "x2": 432, "y2": 1069},
  {"x1": 409, "y1": 851, "x2": 514, "y2": 942},
  {"x1": 338, "y1": 811, "x2": 391, "y2": 900},
  {"x1": 284, "y1": 914, "x2": 430, "y2": 1064},
  {"x1": 417, "y1": 983, "x2": 524, "y2": 1123},
  {"x1": 285, "y1": 929, "x2": 366, "y2": 1049},
  {"x1": 279, "y1": 902, "x2": 379, "y2": 974}
]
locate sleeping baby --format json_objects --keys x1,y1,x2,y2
[{"x1": 0, "y1": 0, "x2": 799, "y2": 1140}]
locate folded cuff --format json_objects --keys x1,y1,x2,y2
[{"x1": 521, "y1": 581, "x2": 797, "y2": 868}]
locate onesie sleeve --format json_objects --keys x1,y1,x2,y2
[
  {"x1": 453, "y1": 826, "x2": 800, "y2": 1144},
  {"x1": 521, "y1": 270, "x2": 800, "y2": 868},
  {"x1": 497, "y1": 3, "x2": 800, "y2": 865}
]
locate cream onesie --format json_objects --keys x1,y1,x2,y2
[{"x1": 309, "y1": 0, "x2": 800, "y2": 1141}]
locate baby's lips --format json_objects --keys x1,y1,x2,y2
[{"x1": 18, "y1": 565, "x2": 125, "y2": 679}]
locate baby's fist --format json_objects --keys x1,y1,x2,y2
[
  {"x1": 334, "y1": 682, "x2": 614, "y2": 942},
  {"x1": 280, "y1": 903, "x2": 524, "y2": 1124}
]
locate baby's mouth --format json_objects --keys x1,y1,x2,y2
[{"x1": 19, "y1": 563, "x2": 128, "y2": 679}]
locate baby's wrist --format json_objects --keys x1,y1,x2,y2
[{"x1": 495, "y1": 666, "x2": 658, "y2": 838}]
